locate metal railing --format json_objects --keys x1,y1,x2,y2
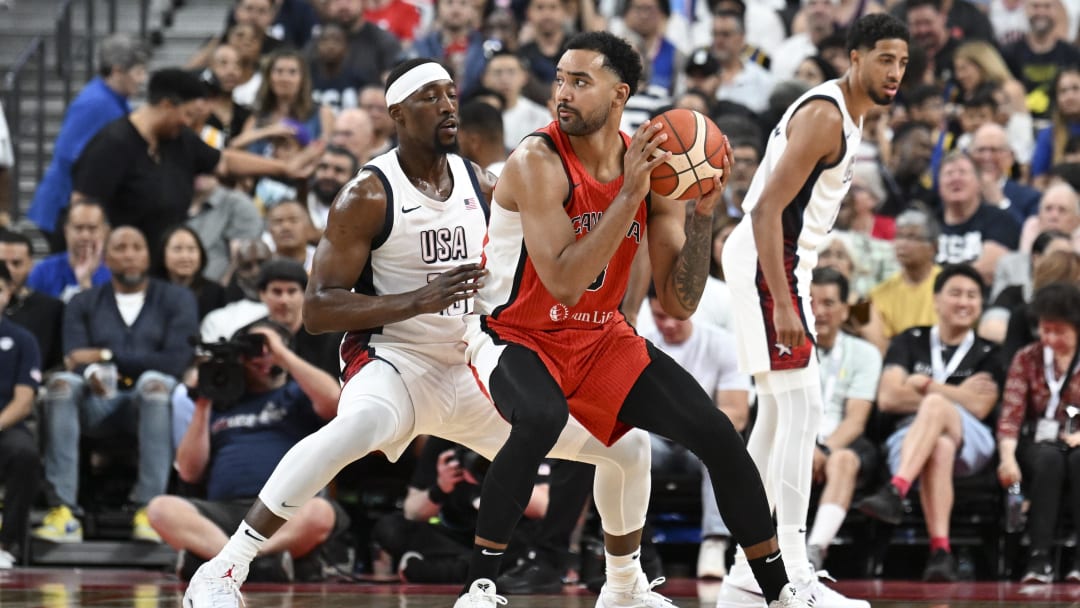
[
  {"x1": 2, "y1": 36, "x2": 47, "y2": 212},
  {"x1": 2, "y1": 0, "x2": 148, "y2": 220}
]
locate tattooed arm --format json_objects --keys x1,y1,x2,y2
[{"x1": 647, "y1": 145, "x2": 732, "y2": 319}]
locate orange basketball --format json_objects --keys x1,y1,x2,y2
[{"x1": 648, "y1": 109, "x2": 727, "y2": 200}]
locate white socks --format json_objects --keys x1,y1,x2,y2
[
  {"x1": 605, "y1": 549, "x2": 643, "y2": 594},
  {"x1": 219, "y1": 521, "x2": 265, "y2": 566},
  {"x1": 807, "y1": 503, "x2": 847, "y2": 550}
]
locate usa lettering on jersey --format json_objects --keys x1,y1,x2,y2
[{"x1": 420, "y1": 226, "x2": 469, "y2": 263}]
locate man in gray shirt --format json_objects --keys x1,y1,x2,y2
[{"x1": 187, "y1": 174, "x2": 262, "y2": 282}]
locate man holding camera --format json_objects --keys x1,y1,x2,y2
[
  {"x1": 373, "y1": 438, "x2": 551, "y2": 583},
  {"x1": 147, "y1": 320, "x2": 344, "y2": 580},
  {"x1": 35, "y1": 226, "x2": 198, "y2": 543}
]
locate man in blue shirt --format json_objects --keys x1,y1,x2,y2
[
  {"x1": 146, "y1": 320, "x2": 343, "y2": 581},
  {"x1": 34, "y1": 226, "x2": 197, "y2": 544},
  {"x1": 26, "y1": 199, "x2": 112, "y2": 302},
  {"x1": 27, "y1": 34, "x2": 148, "y2": 250},
  {"x1": 0, "y1": 263, "x2": 43, "y2": 567}
]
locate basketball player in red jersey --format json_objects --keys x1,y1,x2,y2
[{"x1": 457, "y1": 32, "x2": 806, "y2": 608}]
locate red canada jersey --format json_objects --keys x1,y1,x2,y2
[{"x1": 475, "y1": 122, "x2": 648, "y2": 332}]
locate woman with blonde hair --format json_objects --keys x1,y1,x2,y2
[
  {"x1": 1032, "y1": 66, "x2": 1080, "y2": 189},
  {"x1": 229, "y1": 49, "x2": 334, "y2": 156},
  {"x1": 952, "y1": 40, "x2": 1032, "y2": 162}
]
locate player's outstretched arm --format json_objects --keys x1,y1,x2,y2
[
  {"x1": 304, "y1": 172, "x2": 487, "y2": 334},
  {"x1": 504, "y1": 121, "x2": 669, "y2": 306},
  {"x1": 750, "y1": 101, "x2": 843, "y2": 349}
]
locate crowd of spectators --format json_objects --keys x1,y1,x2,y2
[{"x1": 2, "y1": 0, "x2": 1080, "y2": 590}]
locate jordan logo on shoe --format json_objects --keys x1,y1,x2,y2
[{"x1": 222, "y1": 566, "x2": 235, "y2": 579}]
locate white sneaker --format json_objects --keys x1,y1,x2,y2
[
  {"x1": 796, "y1": 566, "x2": 869, "y2": 608},
  {"x1": 596, "y1": 572, "x2": 672, "y2": 607},
  {"x1": 183, "y1": 557, "x2": 248, "y2": 608},
  {"x1": 454, "y1": 579, "x2": 507, "y2": 607},
  {"x1": 698, "y1": 538, "x2": 728, "y2": 579},
  {"x1": 770, "y1": 584, "x2": 809, "y2": 608}
]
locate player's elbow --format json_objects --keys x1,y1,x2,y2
[{"x1": 303, "y1": 293, "x2": 332, "y2": 334}]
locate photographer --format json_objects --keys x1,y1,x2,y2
[
  {"x1": 146, "y1": 320, "x2": 344, "y2": 580},
  {"x1": 998, "y1": 282, "x2": 1080, "y2": 584},
  {"x1": 372, "y1": 436, "x2": 550, "y2": 584}
]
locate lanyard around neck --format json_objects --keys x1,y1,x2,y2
[{"x1": 929, "y1": 326, "x2": 975, "y2": 384}]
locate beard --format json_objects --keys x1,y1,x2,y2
[
  {"x1": 868, "y1": 88, "x2": 896, "y2": 106},
  {"x1": 557, "y1": 105, "x2": 608, "y2": 136},
  {"x1": 116, "y1": 271, "x2": 148, "y2": 289},
  {"x1": 312, "y1": 178, "x2": 344, "y2": 205},
  {"x1": 434, "y1": 134, "x2": 460, "y2": 155}
]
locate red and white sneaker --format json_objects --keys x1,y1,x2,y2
[{"x1": 183, "y1": 557, "x2": 248, "y2": 608}]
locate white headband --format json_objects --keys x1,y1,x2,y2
[{"x1": 385, "y1": 63, "x2": 454, "y2": 106}]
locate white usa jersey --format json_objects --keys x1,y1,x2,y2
[
  {"x1": 340, "y1": 150, "x2": 489, "y2": 381},
  {"x1": 721, "y1": 79, "x2": 862, "y2": 374},
  {"x1": 738, "y1": 79, "x2": 862, "y2": 276}
]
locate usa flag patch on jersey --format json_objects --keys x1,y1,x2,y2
[{"x1": 465, "y1": 197, "x2": 479, "y2": 210}]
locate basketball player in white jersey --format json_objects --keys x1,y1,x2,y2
[
  {"x1": 716, "y1": 14, "x2": 909, "y2": 608},
  {"x1": 183, "y1": 58, "x2": 658, "y2": 608}
]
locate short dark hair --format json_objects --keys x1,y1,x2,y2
[
  {"x1": 1033, "y1": 229, "x2": 1071, "y2": 255},
  {"x1": 906, "y1": 83, "x2": 943, "y2": 107},
  {"x1": 812, "y1": 266, "x2": 850, "y2": 303},
  {"x1": 65, "y1": 198, "x2": 109, "y2": 225},
  {"x1": 462, "y1": 85, "x2": 508, "y2": 110},
  {"x1": 817, "y1": 30, "x2": 848, "y2": 53},
  {"x1": 257, "y1": 258, "x2": 308, "y2": 291},
  {"x1": 563, "y1": 32, "x2": 643, "y2": 97},
  {"x1": 385, "y1": 58, "x2": 445, "y2": 98},
  {"x1": 624, "y1": 0, "x2": 669, "y2": 18},
  {"x1": 1031, "y1": 281, "x2": 1080, "y2": 330},
  {"x1": 0, "y1": 260, "x2": 11, "y2": 285},
  {"x1": 233, "y1": 318, "x2": 294, "y2": 347},
  {"x1": 148, "y1": 68, "x2": 208, "y2": 105},
  {"x1": 713, "y1": 8, "x2": 745, "y2": 32},
  {"x1": 906, "y1": 0, "x2": 943, "y2": 13},
  {"x1": 892, "y1": 120, "x2": 931, "y2": 145},
  {"x1": 323, "y1": 144, "x2": 360, "y2": 174},
  {"x1": 458, "y1": 100, "x2": 504, "y2": 140},
  {"x1": 962, "y1": 84, "x2": 997, "y2": 111},
  {"x1": 0, "y1": 228, "x2": 34, "y2": 254},
  {"x1": 847, "y1": 13, "x2": 910, "y2": 53},
  {"x1": 486, "y1": 49, "x2": 527, "y2": 69},
  {"x1": 933, "y1": 263, "x2": 985, "y2": 294}
]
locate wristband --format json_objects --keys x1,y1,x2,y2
[
  {"x1": 816, "y1": 442, "x2": 831, "y2": 457},
  {"x1": 428, "y1": 485, "x2": 449, "y2": 505}
]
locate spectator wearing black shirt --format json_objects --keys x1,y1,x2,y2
[
  {"x1": 372, "y1": 436, "x2": 550, "y2": 583},
  {"x1": 201, "y1": 44, "x2": 253, "y2": 145},
  {"x1": 1002, "y1": 0, "x2": 1080, "y2": 121},
  {"x1": 935, "y1": 152, "x2": 1019, "y2": 285},
  {"x1": 318, "y1": 0, "x2": 403, "y2": 83},
  {"x1": 517, "y1": 0, "x2": 565, "y2": 101},
  {"x1": 881, "y1": 121, "x2": 938, "y2": 216},
  {"x1": 0, "y1": 230, "x2": 65, "y2": 371},
  {"x1": 72, "y1": 68, "x2": 321, "y2": 260},
  {"x1": 905, "y1": 0, "x2": 961, "y2": 84},
  {"x1": 309, "y1": 23, "x2": 371, "y2": 113},
  {"x1": 0, "y1": 263, "x2": 43, "y2": 566},
  {"x1": 857, "y1": 264, "x2": 1003, "y2": 582},
  {"x1": 254, "y1": 259, "x2": 342, "y2": 379},
  {"x1": 152, "y1": 225, "x2": 227, "y2": 320}
]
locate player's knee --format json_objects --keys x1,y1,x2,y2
[
  {"x1": 513, "y1": 401, "x2": 568, "y2": 442},
  {"x1": 609, "y1": 428, "x2": 651, "y2": 476}
]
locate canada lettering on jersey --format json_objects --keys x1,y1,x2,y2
[
  {"x1": 570, "y1": 211, "x2": 643, "y2": 243},
  {"x1": 420, "y1": 226, "x2": 469, "y2": 263}
]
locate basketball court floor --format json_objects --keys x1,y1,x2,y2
[{"x1": 5, "y1": 569, "x2": 1080, "y2": 607}]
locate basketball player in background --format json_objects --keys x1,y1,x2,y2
[
  {"x1": 716, "y1": 14, "x2": 909, "y2": 608},
  {"x1": 183, "y1": 58, "x2": 661, "y2": 608},
  {"x1": 460, "y1": 32, "x2": 806, "y2": 608}
]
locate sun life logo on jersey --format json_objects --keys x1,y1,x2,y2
[{"x1": 550, "y1": 304, "x2": 570, "y2": 322}]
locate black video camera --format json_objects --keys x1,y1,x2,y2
[
  {"x1": 454, "y1": 446, "x2": 491, "y2": 484},
  {"x1": 190, "y1": 333, "x2": 269, "y2": 409}
]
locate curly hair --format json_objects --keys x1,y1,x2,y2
[
  {"x1": 563, "y1": 31, "x2": 643, "y2": 97},
  {"x1": 846, "y1": 13, "x2": 910, "y2": 53}
]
